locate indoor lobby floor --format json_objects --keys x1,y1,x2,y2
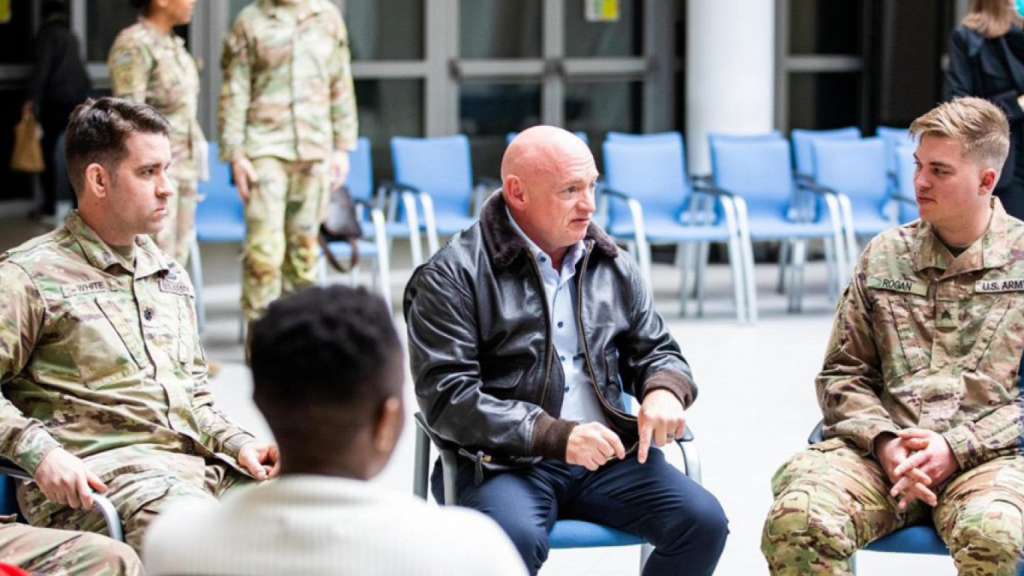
[{"x1": 0, "y1": 215, "x2": 959, "y2": 576}]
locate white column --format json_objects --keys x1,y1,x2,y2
[{"x1": 686, "y1": 0, "x2": 776, "y2": 175}]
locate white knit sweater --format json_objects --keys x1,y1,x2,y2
[{"x1": 143, "y1": 475, "x2": 528, "y2": 576}]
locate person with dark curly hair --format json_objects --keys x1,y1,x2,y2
[{"x1": 144, "y1": 285, "x2": 527, "y2": 576}]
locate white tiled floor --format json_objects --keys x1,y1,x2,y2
[{"x1": 0, "y1": 218, "x2": 958, "y2": 575}]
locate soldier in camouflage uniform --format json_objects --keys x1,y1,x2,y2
[
  {"x1": 219, "y1": 0, "x2": 358, "y2": 331},
  {"x1": 0, "y1": 98, "x2": 280, "y2": 555},
  {"x1": 108, "y1": 0, "x2": 205, "y2": 267},
  {"x1": 0, "y1": 519, "x2": 141, "y2": 575},
  {"x1": 762, "y1": 97, "x2": 1024, "y2": 575}
]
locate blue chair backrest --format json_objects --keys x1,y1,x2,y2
[
  {"x1": 813, "y1": 138, "x2": 890, "y2": 217},
  {"x1": 876, "y1": 126, "x2": 914, "y2": 174},
  {"x1": 791, "y1": 126, "x2": 862, "y2": 177},
  {"x1": 708, "y1": 131, "x2": 784, "y2": 174},
  {"x1": 606, "y1": 131, "x2": 681, "y2": 145},
  {"x1": 506, "y1": 131, "x2": 589, "y2": 146},
  {"x1": 347, "y1": 136, "x2": 373, "y2": 203},
  {"x1": 712, "y1": 138, "x2": 797, "y2": 220},
  {"x1": 195, "y1": 142, "x2": 245, "y2": 239},
  {"x1": 602, "y1": 135, "x2": 689, "y2": 228},
  {"x1": 391, "y1": 135, "x2": 473, "y2": 217},
  {"x1": 895, "y1": 146, "x2": 920, "y2": 223}
]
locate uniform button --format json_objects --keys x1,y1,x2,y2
[{"x1": 144, "y1": 308, "x2": 154, "y2": 321}]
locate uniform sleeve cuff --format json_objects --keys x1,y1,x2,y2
[
  {"x1": 943, "y1": 425, "x2": 981, "y2": 470},
  {"x1": 852, "y1": 421, "x2": 900, "y2": 458},
  {"x1": 14, "y1": 427, "x2": 62, "y2": 475},
  {"x1": 334, "y1": 139, "x2": 357, "y2": 152},
  {"x1": 222, "y1": 433, "x2": 258, "y2": 459},
  {"x1": 529, "y1": 412, "x2": 578, "y2": 462},
  {"x1": 642, "y1": 370, "x2": 696, "y2": 409}
]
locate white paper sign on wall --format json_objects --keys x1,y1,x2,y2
[{"x1": 585, "y1": 0, "x2": 620, "y2": 23}]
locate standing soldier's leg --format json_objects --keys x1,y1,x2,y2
[
  {"x1": 281, "y1": 159, "x2": 329, "y2": 296},
  {"x1": 241, "y1": 157, "x2": 290, "y2": 323},
  {"x1": 173, "y1": 180, "x2": 198, "y2": 266},
  {"x1": 762, "y1": 439, "x2": 916, "y2": 576},
  {"x1": 0, "y1": 522, "x2": 142, "y2": 576},
  {"x1": 934, "y1": 455, "x2": 1024, "y2": 576}
]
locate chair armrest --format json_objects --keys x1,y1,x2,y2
[
  {"x1": 796, "y1": 180, "x2": 840, "y2": 198},
  {"x1": 379, "y1": 180, "x2": 425, "y2": 196},
  {"x1": 599, "y1": 187, "x2": 634, "y2": 202},
  {"x1": 413, "y1": 413, "x2": 460, "y2": 505},
  {"x1": 808, "y1": 420, "x2": 825, "y2": 444},
  {"x1": 0, "y1": 458, "x2": 124, "y2": 542},
  {"x1": 671, "y1": 425, "x2": 701, "y2": 484}
]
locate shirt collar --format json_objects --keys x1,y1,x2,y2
[
  {"x1": 505, "y1": 207, "x2": 587, "y2": 270},
  {"x1": 913, "y1": 197, "x2": 1010, "y2": 275},
  {"x1": 64, "y1": 211, "x2": 169, "y2": 278}
]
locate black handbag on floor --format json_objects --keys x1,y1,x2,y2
[{"x1": 319, "y1": 184, "x2": 361, "y2": 273}]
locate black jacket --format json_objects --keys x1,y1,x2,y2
[
  {"x1": 946, "y1": 24, "x2": 1024, "y2": 199},
  {"x1": 404, "y1": 191, "x2": 695, "y2": 466},
  {"x1": 27, "y1": 16, "x2": 91, "y2": 106}
]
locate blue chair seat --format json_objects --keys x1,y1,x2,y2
[
  {"x1": 549, "y1": 520, "x2": 645, "y2": 549},
  {"x1": 195, "y1": 219, "x2": 245, "y2": 243},
  {"x1": 323, "y1": 239, "x2": 381, "y2": 259},
  {"x1": 865, "y1": 525, "x2": 948, "y2": 555}
]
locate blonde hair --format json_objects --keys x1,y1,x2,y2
[
  {"x1": 910, "y1": 97, "x2": 1010, "y2": 169},
  {"x1": 963, "y1": 0, "x2": 1023, "y2": 38}
]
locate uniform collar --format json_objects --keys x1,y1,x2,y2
[
  {"x1": 264, "y1": 0, "x2": 321, "y2": 21},
  {"x1": 913, "y1": 197, "x2": 1010, "y2": 276},
  {"x1": 64, "y1": 211, "x2": 170, "y2": 278}
]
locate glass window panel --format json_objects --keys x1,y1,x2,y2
[
  {"x1": 85, "y1": 3, "x2": 138, "y2": 62},
  {"x1": 565, "y1": 82, "x2": 642, "y2": 169},
  {"x1": 789, "y1": 0, "x2": 863, "y2": 55},
  {"x1": 356, "y1": 79, "x2": 424, "y2": 183},
  {"x1": 347, "y1": 0, "x2": 424, "y2": 60},
  {"x1": 0, "y1": 1, "x2": 34, "y2": 64},
  {"x1": 460, "y1": 0, "x2": 541, "y2": 58},
  {"x1": 565, "y1": 1, "x2": 641, "y2": 58},
  {"x1": 788, "y1": 73, "x2": 861, "y2": 130},
  {"x1": 460, "y1": 83, "x2": 541, "y2": 178}
]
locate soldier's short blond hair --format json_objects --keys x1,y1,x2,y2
[{"x1": 909, "y1": 97, "x2": 1010, "y2": 170}]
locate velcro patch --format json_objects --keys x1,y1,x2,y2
[
  {"x1": 975, "y1": 278, "x2": 1024, "y2": 293},
  {"x1": 159, "y1": 279, "x2": 193, "y2": 297},
  {"x1": 866, "y1": 277, "x2": 928, "y2": 296},
  {"x1": 61, "y1": 281, "x2": 109, "y2": 298}
]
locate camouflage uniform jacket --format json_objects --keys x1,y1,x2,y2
[
  {"x1": 0, "y1": 212, "x2": 255, "y2": 484},
  {"x1": 819, "y1": 198, "x2": 1024, "y2": 472},
  {"x1": 218, "y1": 0, "x2": 357, "y2": 163},
  {"x1": 108, "y1": 20, "x2": 206, "y2": 183}
]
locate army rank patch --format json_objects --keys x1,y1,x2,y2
[
  {"x1": 975, "y1": 278, "x2": 1024, "y2": 293},
  {"x1": 61, "y1": 281, "x2": 108, "y2": 297},
  {"x1": 866, "y1": 277, "x2": 928, "y2": 296}
]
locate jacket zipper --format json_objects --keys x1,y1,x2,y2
[
  {"x1": 576, "y1": 242, "x2": 638, "y2": 425},
  {"x1": 526, "y1": 252, "x2": 555, "y2": 408}
]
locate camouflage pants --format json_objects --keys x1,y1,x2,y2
[
  {"x1": 152, "y1": 176, "x2": 197, "y2": 267},
  {"x1": 762, "y1": 438, "x2": 1024, "y2": 576},
  {"x1": 0, "y1": 520, "x2": 142, "y2": 576},
  {"x1": 240, "y1": 157, "x2": 329, "y2": 322},
  {"x1": 28, "y1": 461, "x2": 251, "y2": 556}
]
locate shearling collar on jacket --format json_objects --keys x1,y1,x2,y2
[{"x1": 478, "y1": 190, "x2": 619, "y2": 269}]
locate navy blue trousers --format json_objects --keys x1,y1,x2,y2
[{"x1": 432, "y1": 448, "x2": 728, "y2": 576}]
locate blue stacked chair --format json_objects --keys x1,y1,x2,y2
[
  {"x1": 791, "y1": 126, "x2": 862, "y2": 179},
  {"x1": 894, "y1": 146, "x2": 920, "y2": 224},
  {"x1": 601, "y1": 132, "x2": 753, "y2": 324},
  {"x1": 710, "y1": 137, "x2": 849, "y2": 314},
  {"x1": 812, "y1": 138, "x2": 894, "y2": 263}
]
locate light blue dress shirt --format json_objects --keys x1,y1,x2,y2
[{"x1": 506, "y1": 209, "x2": 608, "y2": 425}]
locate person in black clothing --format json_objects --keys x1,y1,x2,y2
[
  {"x1": 946, "y1": 0, "x2": 1024, "y2": 219},
  {"x1": 22, "y1": 1, "x2": 92, "y2": 218}
]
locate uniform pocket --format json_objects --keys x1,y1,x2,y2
[
  {"x1": 874, "y1": 294, "x2": 929, "y2": 379},
  {"x1": 62, "y1": 298, "x2": 146, "y2": 388}
]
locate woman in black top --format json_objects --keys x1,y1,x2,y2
[{"x1": 947, "y1": 0, "x2": 1024, "y2": 219}]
